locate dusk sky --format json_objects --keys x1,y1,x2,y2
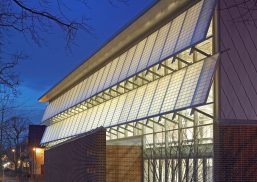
[{"x1": 7, "y1": 0, "x2": 156, "y2": 123}]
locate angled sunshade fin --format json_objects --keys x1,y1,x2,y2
[
  {"x1": 41, "y1": 54, "x2": 219, "y2": 145},
  {"x1": 42, "y1": 0, "x2": 217, "y2": 121}
]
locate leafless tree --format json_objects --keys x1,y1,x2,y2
[
  {"x1": 2, "y1": 115, "x2": 30, "y2": 171},
  {"x1": 0, "y1": 0, "x2": 93, "y2": 47}
]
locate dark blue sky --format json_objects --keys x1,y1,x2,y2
[{"x1": 8, "y1": 0, "x2": 156, "y2": 123}]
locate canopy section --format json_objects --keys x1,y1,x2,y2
[
  {"x1": 42, "y1": 0, "x2": 217, "y2": 121},
  {"x1": 41, "y1": 54, "x2": 219, "y2": 144}
]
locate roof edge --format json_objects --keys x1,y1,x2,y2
[{"x1": 39, "y1": 0, "x2": 196, "y2": 102}]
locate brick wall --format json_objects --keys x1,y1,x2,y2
[
  {"x1": 106, "y1": 145, "x2": 142, "y2": 182},
  {"x1": 45, "y1": 128, "x2": 106, "y2": 182},
  {"x1": 214, "y1": 121, "x2": 257, "y2": 182}
]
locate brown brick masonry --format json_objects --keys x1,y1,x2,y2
[
  {"x1": 45, "y1": 128, "x2": 106, "y2": 182},
  {"x1": 214, "y1": 121, "x2": 257, "y2": 182},
  {"x1": 106, "y1": 145, "x2": 142, "y2": 182}
]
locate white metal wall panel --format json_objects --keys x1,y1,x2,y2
[
  {"x1": 41, "y1": 54, "x2": 219, "y2": 144},
  {"x1": 42, "y1": 0, "x2": 216, "y2": 121}
]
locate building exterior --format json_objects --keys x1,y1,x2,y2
[
  {"x1": 39, "y1": 0, "x2": 257, "y2": 181},
  {"x1": 28, "y1": 125, "x2": 45, "y2": 181}
]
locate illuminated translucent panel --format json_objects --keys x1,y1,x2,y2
[
  {"x1": 104, "y1": 97, "x2": 119, "y2": 127},
  {"x1": 99, "y1": 101, "x2": 111, "y2": 127},
  {"x1": 72, "y1": 81, "x2": 83, "y2": 106},
  {"x1": 191, "y1": 0, "x2": 217, "y2": 45},
  {"x1": 191, "y1": 54, "x2": 219, "y2": 105},
  {"x1": 91, "y1": 68, "x2": 104, "y2": 97},
  {"x1": 67, "y1": 85, "x2": 78, "y2": 109},
  {"x1": 103, "y1": 58, "x2": 119, "y2": 89},
  {"x1": 87, "y1": 72, "x2": 99, "y2": 98},
  {"x1": 137, "y1": 81, "x2": 159, "y2": 119},
  {"x1": 67, "y1": 116, "x2": 77, "y2": 137},
  {"x1": 76, "y1": 112, "x2": 86, "y2": 135},
  {"x1": 42, "y1": 0, "x2": 217, "y2": 121},
  {"x1": 58, "y1": 119, "x2": 67, "y2": 138},
  {"x1": 79, "y1": 110, "x2": 90, "y2": 133},
  {"x1": 42, "y1": 127, "x2": 50, "y2": 142},
  {"x1": 128, "y1": 86, "x2": 147, "y2": 121},
  {"x1": 161, "y1": 69, "x2": 186, "y2": 113},
  {"x1": 126, "y1": 39, "x2": 147, "y2": 78},
  {"x1": 136, "y1": 31, "x2": 158, "y2": 72},
  {"x1": 96, "y1": 64, "x2": 111, "y2": 93},
  {"x1": 41, "y1": 127, "x2": 49, "y2": 144},
  {"x1": 87, "y1": 106, "x2": 98, "y2": 130},
  {"x1": 119, "y1": 46, "x2": 137, "y2": 81},
  {"x1": 147, "y1": 22, "x2": 171, "y2": 68},
  {"x1": 57, "y1": 123, "x2": 64, "y2": 141},
  {"x1": 148, "y1": 76, "x2": 172, "y2": 117},
  {"x1": 174, "y1": 1, "x2": 203, "y2": 53},
  {"x1": 80, "y1": 109, "x2": 91, "y2": 133},
  {"x1": 62, "y1": 90, "x2": 70, "y2": 111},
  {"x1": 41, "y1": 54, "x2": 219, "y2": 144},
  {"x1": 91, "y1": 103, "x2": 105, "y2": 130},
  {"x1": 110, "y1": 53, "x2": 127, "y2": 87},
  {"x1": 175, "y1": 61, "x2": 204, "y2": 109},
  {"x1": 42, "y1": 105, "x2": 49, "y2": 121},
  {"x1": 69, "y1": 85, "x2": 78, "y2": 108},
  {"x1": 72, "y1": 114, "x2": 82, "y2": 135},
  {"x1": 61, "y1": 118, "x2": 67, "y2": 139},
  {"x1": 80, "y1": 77, "x2": 91, "y2": 101},
  {"x1": 161, "y1": 13, "x2": 186, "y2": 60},
  {"x1": 118, "y1": 90, "x2": 137, "y2": 124},
  {"x1": 51, "y1": 123, "x2": 58, "y2": 141},
  {"x1": 111, "y1": 95, "x2": 127, "y2": 126}
]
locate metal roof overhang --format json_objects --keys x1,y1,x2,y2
[{"x1": 38, "y1": 0, "x2": 198, "y2": 102}]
